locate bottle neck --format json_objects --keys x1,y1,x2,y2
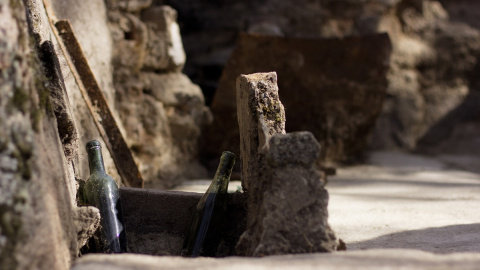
[
  {"x1": 215, "y1": 151, "x2": 236, "y2": 193},
  {"x1": 87, "y1": 146, "x2": 106, "y2": 174}
]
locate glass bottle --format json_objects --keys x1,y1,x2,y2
[
  {"x1": 84, "y1": 140, "x2": 126, "y2": 253},
  {"x1": 182, "y1": 151, "x2": 236, "y2": 257}
]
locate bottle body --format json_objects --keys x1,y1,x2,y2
[
  {"x1": 182, "y1": 151, "x2": 236, "y2": 257},
  {"x1": 84, "y1": 140, "x2": 126, "y2": 253}
]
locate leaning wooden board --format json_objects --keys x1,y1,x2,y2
[{"x1": 55, "y1": 20, "x2": 143, "y2": 188}]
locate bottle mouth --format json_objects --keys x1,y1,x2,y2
[{"x1": 86, "y1": 140, "x2": 102, "y2": 151}]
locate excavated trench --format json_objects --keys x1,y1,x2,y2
[{"x1": 119, "y1": 188, "x2": 246, "y2": 257}]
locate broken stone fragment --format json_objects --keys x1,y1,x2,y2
[
  {"x1": 235, "y1": 72, "x2": 337, "y2": 256},
  {"x1": 74, "y1": 206, "x2": 101, "y2": 250}
]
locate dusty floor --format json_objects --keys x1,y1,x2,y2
[
  {"x1": 73, "y1": 151, "x2": 480, "y2": 269},
  {"x1": 329, "y1": 151, "x2": 480, "y2": 253}
]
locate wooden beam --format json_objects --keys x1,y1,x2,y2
[{"x1": 54, "y1": 20, "x2": 143, "y2": 188}]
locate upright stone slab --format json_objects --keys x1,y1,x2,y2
[
  {"x1": 235, "y1": 72, "x2": 337, "y2": 256},
  {"x1": 236, "y1": 72, "x2": 285, "y2": 191}
]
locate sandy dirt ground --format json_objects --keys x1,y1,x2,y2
[{"x1": 328, "y1": 151, "x2": 480, "y2": 253}]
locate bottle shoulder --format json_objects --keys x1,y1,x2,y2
[{"x1": 85, "y1": 172, "x2": 118, "y2": 189}]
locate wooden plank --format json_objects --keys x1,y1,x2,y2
[{"x1": 54, "y1": 20, "x2": 143, "y2": 188}]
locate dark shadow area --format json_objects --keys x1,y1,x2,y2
[
  {"x1": 348, "y1": 223, "x2": 480, "y2": 254},
  {"x1": 416, "y1": 91, "x2": 480, "y2": 154},
  {"x1": 440, "y1": 0, "x2": 480, "y2": 31}
]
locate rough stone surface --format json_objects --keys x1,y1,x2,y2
[
  {"x1": 203, "y1": 33, "x2": 391, "y2": 167},
  {"x1": 74, "y1": 206, "x2": 101, "y2": 250},
  {"x1": 237, "y1": 133, "x2": 337, "y2": 256},
  {"x1": 141, "y1": 6, "x2": 186, "y2": 71},
  {"x1": 235, "y1": 72, "x2": 285, "y2": 191},
  {"x1": 37, "y1": 40, "x2": 78, "y2": 161},
  {"x1": 164, "y1": 0, "x2": 480, "y2": 155},
  {"x1": 113, "y1": 72, "x2": 211, "y2": 189},
  {"x1": 235, "y1": 73, "x2": 336, "y2": 256},
  {"x1": 267, "y1": 132, "x2": 321, "y2": 167},
  {"x1": 108, "y1": 2, "x2": 211, "y2": 188},
  {"x1": 72, "y1": 250, "x2": 480, "y2": 270},
  {"x1": 0, "y1": 1, "x2": 78, "y2": 269}
]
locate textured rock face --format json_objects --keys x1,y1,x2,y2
[
  {"x1": 164, "y1": 0, "x2": 480, "y2": 156},
  {"x1": 369, "y1": 0, "x2": 480, "y2": 151},
  {"x1": 236, "y1": 72, "x2": 286, "y2": 191},
  {"x1": 415, "y1": 1, "x2": 480, "y2": 155},
  {"x1": 235, "y1": 73, "x2": 336, "y2": 256},
  {"x1": 203, "y1": 33, "x2": 391, "y2": 166},
  {"x1": 253, "y1": 132, "x2": 337, "y2": 255},
  {"x1": 108, "y1": 2, "x2": 211, "y2": 188},
  {"x1": 0, "y1": 1, "x2": 78, "y2": 269}
]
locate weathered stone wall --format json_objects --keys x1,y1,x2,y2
[
  {"x1": 0, "y1": 1, "x2": 77, "y2": 269},
  {"x1": 47, "y1": 0, "x2": 212, "y2": 188},
  {"x1": 417, "y1": 0, "x2": 480, "y2": 155},
  {"x1": 106, "y1": 1, "x2": 212, "y2": 188},
  {"x1": 159, "y1": 0, "x2": 480, "y2": 157}
]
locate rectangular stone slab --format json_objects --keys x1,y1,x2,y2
[{"x1": 236, "y1": 72, "x2": 285, "y2": 190}]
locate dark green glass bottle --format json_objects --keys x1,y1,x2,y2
[
  {"x1": 182, "y1": 151, "x2": 236, "y2": 257},
  {"x1": 84, "y1": 140, "x2": 126, "y2": 253}
]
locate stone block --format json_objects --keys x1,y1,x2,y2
[
  {"x1": 141, "y1": 6, "x2": 186, "y2": 71},
  {"x1": 74, "y1": 206, "x2": 101, "y2": 249}
]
